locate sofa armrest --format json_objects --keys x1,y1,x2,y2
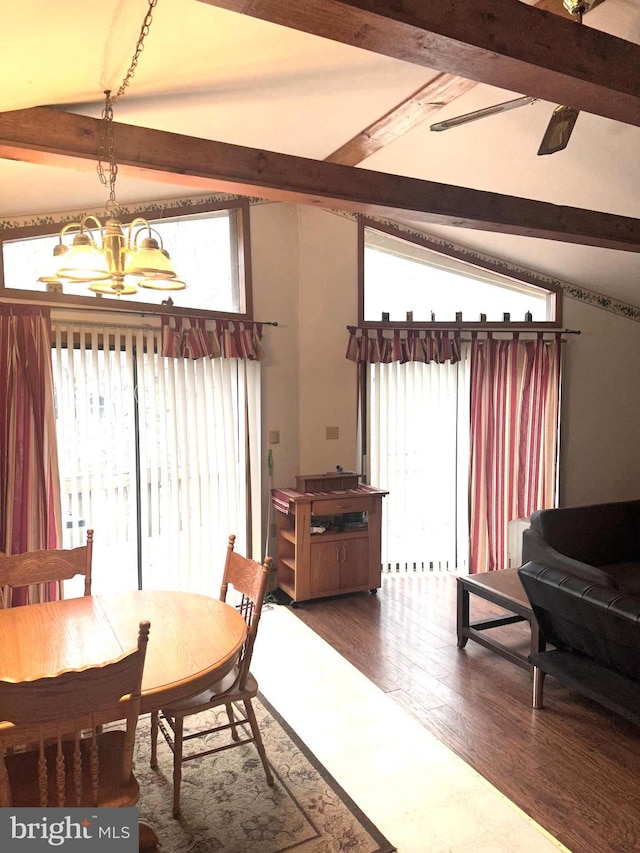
[
  {"x1": 521, "y1": 529, "x2": 618, "y2": 589},
  {"x1": 519, "y1": 562, "x2": 640, "y2": 682}
]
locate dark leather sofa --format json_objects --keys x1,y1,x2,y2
[
  {"x1": 518, "y1": 561, "x2": 640, "y2": 725},
  {"x1": 521, "y1": 500, "x2": 640, "y2": 595}
]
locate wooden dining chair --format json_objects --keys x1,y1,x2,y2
[
  {"x1": 0, "y1": 619, "x2": 149, "y2": 807},
  {"x1": 0, "y1": 619, "x2": 157, "y2": 850},
  {"x1": 0, "y1": 528, "x2": 94, "y2": 607},
  {"x1": 150, "y1": 534, "x2": 274, "y2": 816}
]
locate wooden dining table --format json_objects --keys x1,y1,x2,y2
[{"x1": 0, "y1": 589, "x2": 248, "y2": 714}]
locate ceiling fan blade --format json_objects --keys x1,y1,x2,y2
[
  {"x1": 430, "y1": 96, "x2": 537, "y2": 132},
  {"x1": 537, "y1": 105, "x2": 580, "y2": 155}
]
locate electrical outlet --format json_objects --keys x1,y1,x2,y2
[
  {"x1": 326, "y1": 426, "x2": 339, "y2": 440},
  {"x1": 269, "y1": 430, "x2": 280, "y2": 445}
]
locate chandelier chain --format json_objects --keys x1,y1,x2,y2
[
  {"x1": 98, "y1": 92, "x2": 119, "y2": 213},
  {"x1": 97, "y1": 0, "x2": 158, "y2": 214},
  {"x1": 41, "y1": 0, "x2": 183, "y2": 298},
  {"x1": 112, "y1": 0, "x2": 158, "y2": 105}
]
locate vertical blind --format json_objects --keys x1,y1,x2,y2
[
  {"x1": 51, "y1": 321, "x2": 261, "y2": 596},
  {"x1": 368, "y1": 344, "x2": 471, "y2": 573}
]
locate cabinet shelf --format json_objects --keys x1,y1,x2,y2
[
  {"x1": 278, "y1": 578, "x2": 296, "y2": 599},
  {"x1": 272, "y1": 483, "x2": 388, "y2": 603},
  {"x1": 311, "y1": 529, "x2": 368, "y2": 542}
]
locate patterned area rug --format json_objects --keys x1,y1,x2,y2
[{"x1": 134, "y1": 695, "x2": 396, "y2": 852}]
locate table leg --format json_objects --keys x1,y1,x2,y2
[{"x1": 457, "y1": 581, "x2": 469, "y2": 648}]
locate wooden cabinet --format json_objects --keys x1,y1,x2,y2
[
  {"x1": 271, "y1": 480, "x2": 388, "y2": 603},
  {"x1": 309, "y1": 535, "x2": 369, "y2": 594}
]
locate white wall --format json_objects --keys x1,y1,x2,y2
[
  {"x1": 297, "y1": 207, "x2": 360, "y2": 475},
  {"x1": 559, "y1": 296, "x2": 640, "y2": 505},
  {"x1": 250, "y1": 203, "x2": 300, "y2": 546},
  {"x1": 253, "y1": 204, "x2": 361, "y2": 489}
]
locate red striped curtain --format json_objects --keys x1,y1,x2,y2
[
  {"x1": 0, "y1": 305, "x2": 62, "y2": 604},
  {"x1": 161, "y1": 316, "x2": 265, "y2": 361},
  {"x1": 346, "y1": 326, "x2": 461, "y2": 364},
  {"x1": 469, "y1": 334, "x2": 561, "y2": 573}
]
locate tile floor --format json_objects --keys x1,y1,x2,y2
[{"x1": 252, "y1": 604, "x2": 570, "y2": 853}]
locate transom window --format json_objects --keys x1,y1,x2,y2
[
  {"x1": 360, "y1": 220, "x2": 561, "y2": 326},
  {"x1": 0, "y1": 200, "x2": 251, "y2": 317}
]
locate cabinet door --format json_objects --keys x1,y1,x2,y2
[
  {"x1": 338, "y1": 537, "x2": 369, "y2": 590},
  {"x1": 309, "y1": 540, "x2": 341, "y2": 595}
]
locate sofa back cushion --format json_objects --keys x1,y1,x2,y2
[
  {"x1": 529, "y1": 501, "x2": 640, "y2": 567},
  {"x1": 521, "y1": 529, "x2": 618, "y2": 588},
  {"x1": 519, "y1": 561, "x2": 640, "y2": 682}
]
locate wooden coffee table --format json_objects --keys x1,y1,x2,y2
[{"x1": 457, "y1": 568, "x2": 543, "y2": 670}]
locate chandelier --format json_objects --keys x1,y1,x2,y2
[{"x1": 39, "y1": 0, "x2": 185, "y2": 298}]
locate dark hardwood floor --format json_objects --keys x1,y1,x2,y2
[{"x1": 286, "y1": 573, "x2": 640, "y2": 853}]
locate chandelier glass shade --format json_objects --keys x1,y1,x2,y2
[{"x1": 40, "y1": 214, "x2": 186, "y2": 297}]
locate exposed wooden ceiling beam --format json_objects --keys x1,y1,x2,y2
[
  {"x1": 324, "y1": 0, "x2": 578, "y2": 166},
  {"x1": 325, "y1": 73, "x2": 477, "y2": 166},
  {"x1": 197, "y1": 0, "x2": 640, "y2": 128},
  {"x1": 1, "y1": 107, "x2": 640, "y2": 251}
]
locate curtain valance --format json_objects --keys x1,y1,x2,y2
[
  {"x1": 161, "y1": 316, "x2": 266, "y2": 361},
  {"x1": 346, "y1": 326, "x2": 461, "y2": 364}
]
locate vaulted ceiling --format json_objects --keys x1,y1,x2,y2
[{"x1": 2, "y1": 0, "x2": 640, "y2": 306}]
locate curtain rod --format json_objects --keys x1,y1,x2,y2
[
  {"x1": 51, "y1": 319, "x2": 279, "y2": 333},
  {"x1": 51, "y1": 307, "x2": 278, "y2": 331},
  {"x1": 347, "y1": 325, "x2": 580, "y2": 334},
  {"x1": 0, "y1": 291, "x2": 279, "y2": 325}
]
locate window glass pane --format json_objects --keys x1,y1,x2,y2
[
  {"x1": 2, "y1": 208, "x2": 243, "y2": 313},
  {"x1": 150, "y1": 211, "x2": 239, "y2": 312},
  {"x1": 364, "y1": 226, "x2": 553, "y2": 323},
  {"x1": 3, "y1": 232, "x2": 58, "y2": 293}
]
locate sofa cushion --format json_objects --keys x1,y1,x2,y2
[
  {"x1": 521, "y1": 529, "x2": 618, "y2": 589},
  {"x1": 529, "y1": 501, "x2": 640, "y2": 567}
]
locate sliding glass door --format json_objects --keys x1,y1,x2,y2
[{"x1": 51, "y1": 321, "x2": 260, "y2": 595}]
